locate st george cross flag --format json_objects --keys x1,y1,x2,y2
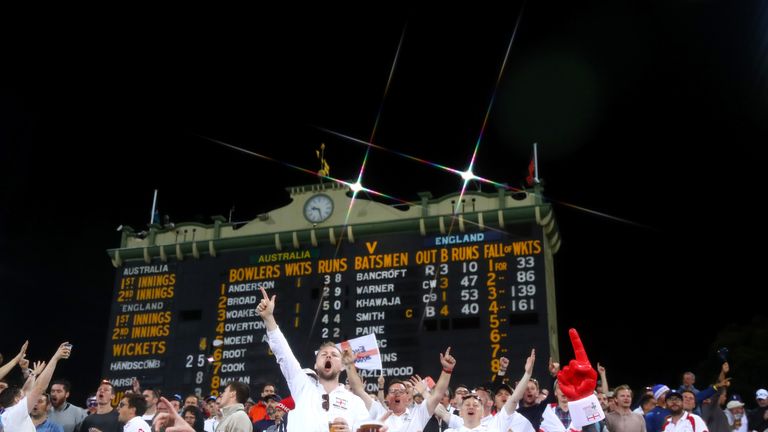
[{"x1": 336, "y1": 333, "x2": 382, "y2": 370}]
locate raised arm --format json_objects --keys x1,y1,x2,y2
[
  {"x1": 377, "y1": 372, "x2": 386, "y2": 403},
  {"x1": 503, "y1": 348, "x2": 535, "y2": 414},
  {"x1": 132, "y1": 377, "x2": 142, "y2": 394},
  {"x1": 28, "y1": 343, "x2": 70, "y2": 412},
  {"x1": 0, "y1": 341, "x2": 28, "y2": 380},
  {"x1": 257, "y1": 286, "x2": 278, "y2": 331},
  {"x1": 21, "y1": 361, "x2": 46, "y2": 396},
  {"x1": 492, "y1": 357, "x2": 511, "y2": 384},
  {"x1": 256, "y1": 286, "x2": 308, "y2": 396},
  {"x1": 426, "y1": 347, "x2": 456, "y2": 415},
  {"x1": 718, "y1": 361, "x2": 729, "y2": 383},
  {"x1": 597, "y1": 363, "x2": 608, "y2": 395},
  {"x1": 154, "y1": 397, "x2": 196, "y2": 432},
  {"x1": 343, "y1": 349, "x2": 374, "y2": 409}
]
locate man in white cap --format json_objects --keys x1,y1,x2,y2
[
  {"x1": 747, "y1": 389, "x2": 768, "y2": 432},
  {"x1": 725, "y1": 399, "x2": 747, "y2": 432}
]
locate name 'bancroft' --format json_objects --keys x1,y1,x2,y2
[{"x1": 356, "y1": 269, "x2": 408, "y2": 280}]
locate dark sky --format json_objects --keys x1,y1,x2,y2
[{"x1": 2, "y1": 2, "x2": 767, "y2": 402}]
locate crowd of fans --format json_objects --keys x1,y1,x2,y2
[{"x1": 1, "y1": 293, "x2": 766, "y2": 432}]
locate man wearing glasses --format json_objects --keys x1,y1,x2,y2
[
  {"x1": 344, "y1": 347, "x2": 457, "y2": 432},
  {"x1": 256, "y1": 287, "x2": 369, "y2": 432},
  {"x1": 451, "y1": 386, "x2": 470, "y2": 412},
  {"x1": 116, "y1": 394, "x2": 150, "y2": 432}
]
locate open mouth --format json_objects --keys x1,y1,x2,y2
[{"x1": 324, "y1": 360, "x2": 332, "y2": 369}]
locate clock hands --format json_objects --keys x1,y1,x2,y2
[{"x1": 304, "y1": 194, "x2": 332, "y2": 222}]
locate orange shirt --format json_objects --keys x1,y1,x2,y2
[{"x1": 248, "y1": 402, "x2": 267, "y2": 422}]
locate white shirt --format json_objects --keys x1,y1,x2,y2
[
  {"x1": 267, "y1": 327, "x2": 369, "y2": 432},
  {"x1": 661, "y1": 412, "x2": 709, "y2": 432},
  {"x1": 368, "y1": 399, "x2": 431, "y2": 432},
  {"x1": 444, "y1": 408, "x2": 525, "y2": 432},
  {"x1": 540, "y1": 404, "x2": 568, "y2": 432},
  {"x1": 204, "y1": 417, "x2": 221, "y2": 432},
  {"x1": 1, "y1": 397, "x2": 36, "y2": 432},
  {"x1": 123, "y1": 416, "x2": 151, "y2": 432},
  {"x1": 724, "y1": 410, "x2": 748, "y2": 432},
  {"x1": 502, "y1": 410, "x2": 535, "y2": 432}
]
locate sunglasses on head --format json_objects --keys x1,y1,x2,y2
[{"x1": 462, "y1": 394, "x2": 482, "y2": 402}]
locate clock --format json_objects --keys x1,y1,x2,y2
[{"x1": 303, "y1": 194, "x2": 334, "y2": 223}]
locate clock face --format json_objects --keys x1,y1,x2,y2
[{"x1": 303, "y1": 194, "x2": 334, "y2": 223}]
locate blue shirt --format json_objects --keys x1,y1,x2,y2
[
  {"x1": 645, "y1": 406, "x2": 671, "y2": 432},
  {"x1": 36, "y1": 419, "x2": 64, "y2": 432}
]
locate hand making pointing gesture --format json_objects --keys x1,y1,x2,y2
[
  {"x1": 257, "y1": 286, "x2": 278, "y2": 331},
  {"x1": 557, "y1": 328, "x2": 597, "y2": 400},
  {"x1": 556, "y1": 328, "x2": 605, "y2": 428}
]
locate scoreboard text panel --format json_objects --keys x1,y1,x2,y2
[{"x1": 104, "y1": 225, "x2": 549, "y2": 397}]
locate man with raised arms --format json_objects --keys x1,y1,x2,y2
[
  {"x1": 443, "y1": 349, "x2": 535, "y2": 432},
  {"x1": 1, "y1": 342, "x2": 72, "y2": 432},
  {"x1": 344, "y1": 346, "x2": 456, "y2": 432},
  {"x1": 255, "y1": 287, "x2": 369, "y2": 432}
]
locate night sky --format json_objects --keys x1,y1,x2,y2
[{"x1": 2, "y1": 2, "x2": 767, "y2": 404}]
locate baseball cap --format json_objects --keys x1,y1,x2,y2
[
  {"x1": 665, "y1": 390, "x2": 683, "y2": 401},
  {"x1": 756, "y1": 389, "x2": 768, "y2": 400},
  {"x1": 206, "y1": 395, "x2": 217, "y2": 402},
  {"x1": 275, "y1": 402, "x2": 290, "y2": 413},
  {"x1": 473, "y1": 384, "x2": 494, "y2": 398},
  {"x1": 262, "y1": 394, "x2": 281, "y2": 402},
  {"x1": 652, "y1": 384, "x2": 670, "y2": 400},
  {"x1": 726, "y1": 400, "x2": 745, "y2": 410},
  {"x1": 494, "y1": 382, "x2": 513, "y2": 395},
  {"x1": 171, "y1": 394, "x2": 183, "y2": 402}
]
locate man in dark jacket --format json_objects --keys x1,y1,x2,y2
[{"x1": 748, "y1": 389, "x2": 768, "y2": 432}]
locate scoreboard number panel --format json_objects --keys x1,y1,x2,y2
[{"x1": 103, "y1": 222, "x2": 555, "y2": 397}]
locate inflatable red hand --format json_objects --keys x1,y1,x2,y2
[{"x1": 557, "y1": 328, "x2": 597, "y2": 400}]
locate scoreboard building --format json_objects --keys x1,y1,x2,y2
[{"x1": 105, "y1": 182, "x2": 561, "y2": 399}]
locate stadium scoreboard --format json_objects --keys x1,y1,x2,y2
[{"x1": 104, "y1": 183, "x2": 560, "y2": 401}]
